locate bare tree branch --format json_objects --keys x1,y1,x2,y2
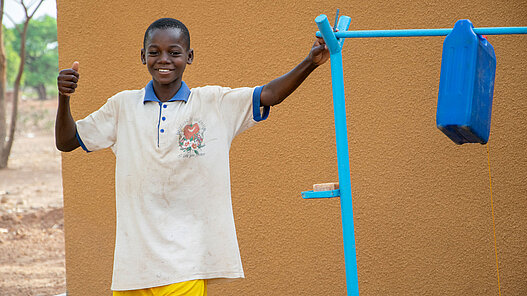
[
  {"x1": 0, "y1": 0, "x2": 45, "y2": 168},
  {"x1": 21, "y1": 0, "x2": 29, "y2": 19},
  {"x1": 27, "y1": 0, "x2": 39, "y2": 8},
  {"x1": 0, "y1": 0, "x2": 6, "y2": 152},
  {"x1": 28, "y1": 0, "x2": 45, "y2": 20},
  {"x1": 0, "y1": 0, "x2": 4, "y2": 23},
  {"x1": 2, "y1": 12, "x2": 23, "y2": 34},
  {"x1": 3, "y1": 0, "x2": 45, "y2": 35},
  {"x1": 18, "y1": 0, "x2": 45, "y2": 20}
]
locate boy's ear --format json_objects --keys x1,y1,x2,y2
[
  {"x1": 187, "y1": 49, "x2": 194, "y2": 65},
  {"x1": 140, "y1": 49, "x2": 146, "y2": 65}
]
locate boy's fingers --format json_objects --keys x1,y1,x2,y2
[
  {"x1": 67, "y1": 74, "x2": 79, "y2": 83},
  {"x1": 313, "y1": 36, "x2": 326, "y2": 49},
  {"x1": 59, "y1": 69, "x2": 80, "y2": 78},
  {"x1": 61, "y1": 87, "x2": 75, "y2": 93},
  {"x1": 60, "y1": 81, "x2": 78, "y2": 89},
  {"x1": 71, "y1": 61, "x2": 79, "y2": 72},
  {"x1": 59, "y1": 87, "x2": 76, "y2": 95},
  {"x1": 312, "y1": 41, "x2": 327, "y2": 52},
  {"x1": 59, "y1": 74, "x2": 79, "y2": 83}
]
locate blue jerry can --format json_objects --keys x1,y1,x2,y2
[{"x1": 436, "y1": 19, "x2": 497, "y2": 144}]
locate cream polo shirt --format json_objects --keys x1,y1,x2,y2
[{"x1": 75, "y1": 81, "x2": 269, "y2": 291}]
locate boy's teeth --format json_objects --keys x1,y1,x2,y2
[{"x1": 159, "y1": 69, "x2": 170, "y2": 72}]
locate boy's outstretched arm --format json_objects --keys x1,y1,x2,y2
[
  {"x1": 260, "y1": 36, "x2": 330, "y2": 107},
  {"x1": 55, "y1": 61, "x2": 81, "y2": 152}
]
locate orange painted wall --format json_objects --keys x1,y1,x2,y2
[{"x1": 57, "y1": 0, "x2": 527, "y2": 295}]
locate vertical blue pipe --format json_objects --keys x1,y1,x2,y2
[
  {"x1": 316, "y1": 14, "x2": 359, "y2": 296},
  {"x1": 331, "y1": 51, "x2": 359, "y2": 296}
]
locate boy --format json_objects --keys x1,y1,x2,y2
[{"x1": 56, "y1": 18, "x2": 329, "y2": 295}]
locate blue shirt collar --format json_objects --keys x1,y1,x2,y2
[{"x1": 143, "y1": 80, "x2": 191, "y2": 103}]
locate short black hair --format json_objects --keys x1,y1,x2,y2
[{"x1": 143, "y1": 18, "x2": 190, "y2": 49}]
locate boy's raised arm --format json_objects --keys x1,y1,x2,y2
[
  {"x1": 259, "y1": 36, "x2": 330, "y2": 107},
  {"x1": 55, "y1": 61, "x2": 81, "y2": 152}
]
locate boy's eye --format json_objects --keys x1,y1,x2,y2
[
  {"x1": 170, "y1": 51, "x2": 181, "y2": 56},
  {"x1": 148, "y1": 51, "x2": 158, "y2": 55}
]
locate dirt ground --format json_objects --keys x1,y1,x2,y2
[{"x1": 0, "y1": 99, "x2": 66, "y2": 296}]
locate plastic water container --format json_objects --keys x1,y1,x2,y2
[{"x1": 436, "y1": 19, "x2": 497, "y2": 144}]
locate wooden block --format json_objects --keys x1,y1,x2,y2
[{"x1": 313, "y1": 182, "x2": 339, "y2": 192}]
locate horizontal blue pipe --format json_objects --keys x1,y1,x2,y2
[
  {"x1": 301, "y1": 189, "x2": 341, "y2": 199},
  {"x1": 316, "y1": 27, "x2": 527, "y2": 38}
]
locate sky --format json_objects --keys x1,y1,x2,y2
[{"x1": 3, "y1": 0, "x2": 56, "y2": 28}]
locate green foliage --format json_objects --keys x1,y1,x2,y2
[
  {"x1": 4, "y1": 15, "x2": 58, "y2": 95},
  {"x1": 23, "y1": 15, "x2": 58, "y2": 92},
  {"x1": 3, "y1": 25, "x2": 22, "y2": 87}
]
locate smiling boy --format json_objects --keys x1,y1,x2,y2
[{"x1": 56, "y1": 18, "x2": 329, "y2": 295}]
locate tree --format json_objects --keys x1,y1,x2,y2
[
  {"x1": 12, "y1": 15, "x2": 57, "y2": 100},
  {"x1": 0, "y1": 2, "x2": 6, "y2": 168},
  {"x1": 4, "y1": 16, "x2": 58, "y2": 99},
  {"x1": 0, "y1": 0, "x2": 45, "y2": 169},
  {"x1": 4, "y1": 25, "x2": 22, "y2": 87}
]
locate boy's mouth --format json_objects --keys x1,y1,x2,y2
[{"x1": 157, "y1": 69, "x2": 173, "y2": 73}]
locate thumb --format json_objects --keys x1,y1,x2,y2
[{"x1": 71, "y1": 61, "x2": 79, "y2": 72}]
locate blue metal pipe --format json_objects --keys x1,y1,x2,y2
[
  {"x1": 330, "y1": 51, "x2": 359, "y2": 296},
  {"x1": 316, "y1": 14, "x2": 359, "y2": 296},
  {"x1": 310, "y1": 12, "x2": 526, "y2": 296},
  {"x1": 336, "y1": 16, "x2": 352, "y2": 48},
  {"x1": 316, "y1": 26, "x2": 527, "y2": 39},
  {"x1": 315, "y1": 14, "x2": 340, "y2": 53}
]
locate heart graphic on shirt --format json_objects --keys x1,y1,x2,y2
[{"x1": 183, "y1": 123, "x2": 200, "y2": 139}]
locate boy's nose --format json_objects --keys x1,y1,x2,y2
[{"x1": 159, "y1": 52, "x2": 170, "y2": 63}]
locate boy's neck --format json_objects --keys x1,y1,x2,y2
[{"x1": 152, "y1": 80, "x2": 182, "y2": 102}]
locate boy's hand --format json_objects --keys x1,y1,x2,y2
[
  {"x1": 307, "y1": 36, "x2": 330, "y2": 66},
  {"x1": 57, "y1": 61, "x2": 80, "y2": 96}
]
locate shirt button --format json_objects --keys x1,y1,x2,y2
[
  {"x1": 160, "y1": 129, "x2": 165, "y2": 133},
  {"x1": 162, "y1": 117, "x2": 166, "y2": 121},
  {"x1": 163, "y1": 104, "x2": 167, "y2": 108}
]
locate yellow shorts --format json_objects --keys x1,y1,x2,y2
[{"x1": 113, "y1": 280, "x2": 207, "y2": 296}]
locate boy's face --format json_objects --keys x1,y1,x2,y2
[{"x1": 141, "y1": 28, "x2": 193, "y2": 86}]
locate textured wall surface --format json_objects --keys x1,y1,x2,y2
[{"x1": 57, "y1": 0, "x2": 527, "y2": 295}]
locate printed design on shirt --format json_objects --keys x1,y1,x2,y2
[{"x1": 178, "y1": 121, "x2": 205, "y2": 157}]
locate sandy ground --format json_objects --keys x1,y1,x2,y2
[{"x1": 0, "y1": 99, "x2": 66, "y2": 296}]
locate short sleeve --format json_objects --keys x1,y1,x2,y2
[
  {"x1": 217, "y1": 86, "x2": 269, "y2": 138},
  {"x1": 76, "y1": 96, "x2": 119, "y2": 152}
]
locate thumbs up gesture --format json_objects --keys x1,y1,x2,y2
[{"x1": 57, "y1": 61, "x2": 80, "y2": 96}]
